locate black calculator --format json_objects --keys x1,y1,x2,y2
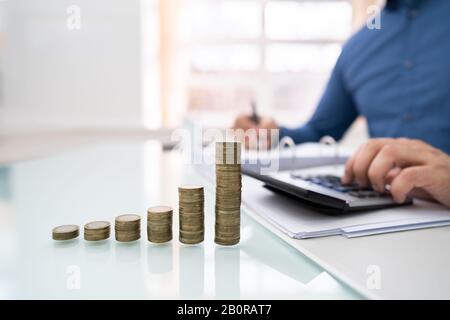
[{"x1": 243, "y1": 165, "x2": 413, "y2": 214}]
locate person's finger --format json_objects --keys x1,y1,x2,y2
[
  {"x1": 389, "y1": 166, "x2": 430, "y2": 203},
  {"x1": 367, "y1": 144, "x2": 430, "y2": 192},
  {"x1": 232, "y1": 115, "x2": 256, "y2": 130},
  {"x1": 396, "y1": 138, "x2": 431, "y2": 150},
  {"x1": 244, "y1": 136, "x2": 250, "y2": 149},
  {"x1": 408, "y1": 187, "x2": 434, "y2": 202},
  {"x1": 384, "y1": 167, "x2": 402, "y2": 186},
  {"x1": 342, "y1": 147, "x2": 359, "y2": 184},
  {"x1": 342, "y1": 139, "x2": 393, "y2": 185},
  {"x1": 351, "y1": 139, "x2": 392, "y2": 187}
]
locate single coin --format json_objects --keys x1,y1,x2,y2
[
  {"x1": 180, "y1": 225, "x2": 204, "y2": 232},
  {"x1": 147, "y1": 206, "x2": 173, "y2": 214},
  {"x1": 179, "y1": 185, "x2": 204, "y2": 191},
  {"x1": 84, "y1": 221, "x2": 110, "y2": 230},
  {"x1": 215, "y1": 237, "x2": 240, "y2": 246},
  {"x1": 180, "y1": 237, "x2": 204, "y2": 245},
  {"x1": 115, "y1": 214, "x2": 141, "y2": 223}
]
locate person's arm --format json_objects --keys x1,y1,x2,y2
[{"x1": 280, "y1": 55, "x2": 358, "y2": 144}]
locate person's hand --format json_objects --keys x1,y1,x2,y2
[
  {"x1": 232, "y1": 114, "x2": 278, "y2": 149},
  {"x1": 342, "y1": 138, "x2": 450, "y2": 208}
]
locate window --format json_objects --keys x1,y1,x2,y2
[
  {"x1": 265, "y1": 1, "x2": 351, "y2": 41},
  {"x1": 182, "y1": 0, "x2": 353, "y2": 127}
]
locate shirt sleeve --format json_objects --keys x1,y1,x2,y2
[{"x1": 279, "y1": 54, "x2": 358, "y2": 144}]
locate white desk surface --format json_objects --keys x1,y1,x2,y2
[
  {"x1": 0, "y1": 141, "x2": 361, "y2": 299},
  {"x1": 245, "y1": 196, "x2": 450, "y2": 300}
]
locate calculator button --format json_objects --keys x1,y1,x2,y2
[
  {"x1": 333, "y1": 186, "x2": 359, "y2": 192},
  {"x1": 359, "y1": 191, "x2": 379, "y2": 198},
  {"x1": 348, "y1": 191, "x2": 364, "y2": 198}
]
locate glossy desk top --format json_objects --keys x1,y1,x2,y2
[{"x1": 0, "y1": 141, "x2": 361, "y2": 299}]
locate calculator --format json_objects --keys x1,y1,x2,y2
[{"x1": 243, "y1": 165, "x2": 413, "y2": 214}]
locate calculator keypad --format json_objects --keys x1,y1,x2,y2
[{"x1": 292, "y1": 174, "x2": 388, "y2": 198}]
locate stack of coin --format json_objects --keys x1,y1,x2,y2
[
  {"x1": 115, "y1": 214, "x2": 141, "y2": 242},
  {"x1": 52, "y1": 225, "x2": 79, "y2": 240},
  {"x1": 178, "y1": 186, "x2": 204, "y2": 244},
  {"x1": 215, "y1": 141, "x2": 241, "y2": 246},
  {"x1": 84, "y1": 221, "x2": 110, "y2": 241},
  {"x1": 147, "y1": 206, "x2": 173, "y2": 243}
]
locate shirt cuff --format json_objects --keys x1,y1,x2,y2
[{"x1": 279, "y1": 124, "x2": 321, "y2": 144}]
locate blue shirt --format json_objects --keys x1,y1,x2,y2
[{"x1": 280, "y1": 0, "x2": 450, "y2": 154}]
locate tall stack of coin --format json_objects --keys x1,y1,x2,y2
[
  {"x1": 115, "y1": 214, "x2": 141, "y2": 242},
  {"x1": 147, "y1": 206, "x2": 173, "y2": 243},
  {"x1": 178, "y1": 186, "x2": 204, "y2": 244},
  {"x1": 84, "y1": 221, "x2": 110, "y2": 241},
  {"x1": 215, "y1": 141, "x2": 241, "y2": 246},
  {"x1": 52, "y1": 225, "x2": 79, "y2": 240}
]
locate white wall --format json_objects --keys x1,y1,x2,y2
[{"x1": 0, "y1": 0, "x2": 160, "y2": 130}]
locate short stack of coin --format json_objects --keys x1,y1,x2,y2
[
  {"x1": 178, "y1": 186, "x2": 204, "y2": 244},
  {"x1": 115, "y1": 214, "x2": 141, "y2": 242},
  {"x1": 84, "y1": 221, "x2": 110, "y2": 241},
  {"x1": 147, "y1": 206, "x2": 173, "y2": 243},
  {"x1": 215, "y1": 141, "x2": 241, "y2": 246},
  {"x1": 52, "y1": 225, "x2": 80, "y2": 240}
]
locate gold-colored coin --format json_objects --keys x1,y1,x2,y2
[
  {"x1": 180, "y1": 207, "x2": 204, "y2": 212},
  {"x1": 148, "y1": 224, "x2": 172, "y2": 232},
  {"x1": 214, "y1": 237, "x2": 240, "y2": 246},
  {"x1": 147, "y1": 216, "x2": 173, "y2": 224},
  {"x1": 180, "y1": 214, "x2": 204, "y2": 221},
  {"x1": 179, "y1": 185, "x2": 204, "y2": 193},
  {"x1": 180, "y1": 224, "x2": 204, "y2": 232},
  {"x1": 85, "y1": 221, "x2": 110, "y2": 230},
  {"x1": 147, "y1": 206, "x2": 173, "y2": 214},
  {"x1": 115, "y1": 214, "x2": 141, "y2": 223}
]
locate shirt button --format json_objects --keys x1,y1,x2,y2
[
  {"x1": 404, "y1": 60, "x2": 413, "y2": 69},
  {"x1": 409, "y1": 10, "x2": 418, "y2": 19},
  {"x1": 403, "y1": 112, "x2": 412, "y2": 121}
]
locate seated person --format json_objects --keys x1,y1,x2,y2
[{"x1": 234, "y1": 0, "x2": 450, "y2": 153}]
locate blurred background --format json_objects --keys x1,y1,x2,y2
[{"x1": 0, "y1": 0, "x2": 383, "y2": 146}]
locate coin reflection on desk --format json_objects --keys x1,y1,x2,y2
[
  {"x1": 147, "y1": 243, "x2": 173, "y2": 274},
  {"x1": 180, "y1": 245, "x2": 205, "y2": 298},
  {"x1": 215, "y1": 246, "x2": 241, "y2": 299}
]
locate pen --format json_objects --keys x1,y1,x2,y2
[{"x1": 250, "y1": 100, "x2": 261, "y2": 125}]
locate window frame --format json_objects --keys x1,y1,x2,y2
[{"x1": 186, "y1": 0, "x2": 352, "y2": 75}]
